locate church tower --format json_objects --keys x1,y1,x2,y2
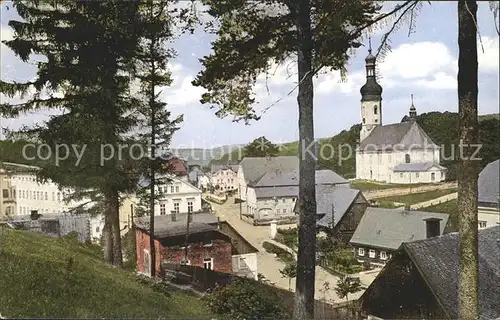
[
  {"x1": 359, "y1": 39, "x2": 383, "y2": 142},
  {"x1": 409, "y1": 94, "x2": 417, "y2": 120}
]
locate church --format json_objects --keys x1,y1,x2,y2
[{"x1": 355, "y1": 45, "x2": 447, "y2": 184}]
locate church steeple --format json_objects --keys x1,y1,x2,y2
[
  {"x1": 409, "y1": 94, "x2": 417, "y2": 120},
  {"x1": 359, "y1": 37, "x2": 383, "y2": 142}
]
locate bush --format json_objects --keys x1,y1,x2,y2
[
  {"x1": 204, "y1": 278, "x2": 290, "y2": 320},
  {"x1": 275, "y1": 228, "x2": 298, "y2": 250},
  {"x1": 262, "y1": 241, "x2": 294, "y2": 263}
]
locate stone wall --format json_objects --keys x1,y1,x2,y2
[{"x1": 363, "y1": 182, "x2": 457, "y2": 200}]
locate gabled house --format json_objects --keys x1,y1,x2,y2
[
  {"x1": 478, "y1": 159, "x2": 499, "y2": 229},
  {"x1": 237, "y1": 156, "x2": 299, "y2": 202},
  {"x1": 246, "y1": 169, "x2": 349, "y2": 225},
  {"x1": 360, "y1": 226, "x2": 500, "y2": 319},
  {"x1": 210, "y1": 164, "x2": 239, "y2": 192},
  {"x1": 135, "y1": 212, "x2": 259, "y2": 280},
  {"x1": 313, "y1": 186, "x2": 368, "y2": 244},
  {"x1": 350, "y1": 207, "x2": 449, "y2": 265}
]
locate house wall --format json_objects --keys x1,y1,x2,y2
[
  {"x1": 135, "y1": 229, "x2": 233, "y2": 277},
  {"x1": 361, "y1": 251, "x2": 448, "y2": 319},
  {"x1": 211, "y1": 169, "x2": 238, "y2": 192},
  {"x1": 232, "y1": 252, "x2": 258, "y2": 280},
  {"x1": 332, "y1": 194, "x2": 369, "y2": 244},
  {"x1": 2, "y1": 172, "x2": 88, "y2": 216},
  {"x1": 154, "y1": 176, "x2": 202, "y2": 215},
  {"x1": 254, "y1": 196, "x2": 297, "y2": 225},
  {"x1": 390, "y1": 168, "x2": 446, "y2": 184},
  {"x1": 352, "y1": 244, "x2": 395, "y2": 266},
  {"x1": 356, "y1": 148, "x2": 444, "y2": 184},
  {"x1": 478, "y1": 206, "x2": 500, "y2": 229}
]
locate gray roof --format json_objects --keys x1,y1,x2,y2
[
  {"x1": 255, "y1": 186, "x2": 299, "y2": 198},
  {"x1": 211, "y1": 164, "x2": 239, "y2": 174},
  {"x1": 359, "y1": 121, "x2": 439, "y2": 151},
  {"x1": 393, "y1": 162, "x2": 446, "y2": 172},
  {"x1": 402, "y1": 226, "x2": 500, "y2": 319},
  {"x1": 316, "y1": 186, "x2": 361, "y2": 228},
  {"x1": 239, "y1": 156, "x2": 299, "y2": 184},
  {"x1": 350, "y1": 207, "x2": 449, "y2": 250},
  {"x1": 478, "y1": 159, "x2": 499, "y2": 206},
  {"x1": 135, "y1": 211, "x2": 220, "y2": 238},
  {"x1": 253, "y1": 169, "x2": 348, "y2": 187}
]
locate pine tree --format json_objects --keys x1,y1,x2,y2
[{"x1": 0, "y1": 0, "x2": 144, "y2": 266}]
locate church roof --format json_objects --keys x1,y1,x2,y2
[
  {"x1": 358, "y1": 121, "x2": 439, "y2": 151},
  {"x1": 393, "y1": 162, "x2": 447, "y2": 172}
]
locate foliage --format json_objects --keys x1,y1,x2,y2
[
  {"x1": 262, "y1": 241, "x2": 295, "y2": 264},
  {"x1": 275, "y1": 228, "x2": 299, "y2": 251},
  {"x1": 317, "y1": 238, "x2": 363, "y2": 275},
  {"x1": 122, "y1": 228, "x2": 137, "y2": 271},
  {"x1": 243, "y1": 136, "x2": 279, "y2": 158},
  {"x1": 425, "y1": 199, "x2": 459, "y2": 232},
  {"x1": 279, "y1": 261, "x2": 297, "y2": 290},
  {"x1": 204, "y1": 278, "x2": 291, "y2": 320},
  {"x1": 334, "y1": 275, "x2": 362, "y2": 302},
  {"x1": 0, "y1": 229, "x2": 212, "y2": 318}
]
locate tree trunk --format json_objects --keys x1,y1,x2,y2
[
  {"x1": 111, "y1": 193, "x2": 123, "y2": 268},
  {"x1": 103, "y1": 210, "x2": 114, "y2": 264},
  {"x1": 293, "y1": 0, "x2": 316, "y2": 319},
  {"x1": 457, "y1": 1, "x2": 479, "y2": 319}
]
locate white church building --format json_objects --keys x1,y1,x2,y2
[{"x1": 355, "y1": 46, "x2": 446, "y2": 184}]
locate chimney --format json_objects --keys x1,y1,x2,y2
[{"x1": 423, "y1": 217, "x2": 442, "y2": 239}]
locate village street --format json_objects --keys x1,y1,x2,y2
[{"x1": 208, "y1": 196, "x2": 374, "y2": 303}]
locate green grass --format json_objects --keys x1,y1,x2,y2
[
  {"x1": 350, "y1": 180, "x2": 436, "y2": 191},
  {"x1": 377, "y1": 188, "x2": 458, "y2": 205},
  {"x1": 0, "y1": 229, "x2": 213, "y2": 318}
]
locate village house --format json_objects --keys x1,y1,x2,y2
[
  {"x1": 478, "y1": 159, "x2": 499, "y2": 229},
  {"x1": 237, "y1": 156, "x2": 299, "y2": 202},
  {"x1": 246, "y1": 169, "x2": 350, "y2": 225},
  {"x1": 360, "y1": 226, "x2": 500, "y2": 319},
  {"x1": 355, "y1": 46, "x2": 446, "y2": 184},
  {"x1": 313, "y1": 186, "x2": 368, "y2": 244},
  {"x1": 210, "y1": 164, "x2": 239, "y2": 192},
  {"x1": 350, "y1": 207, "x2": 449, "y2": 265},
  {"x1": 188, "y1": 166, "x2": 210, "y2": 191},
  {"x1": 135, "y1": 212, "x2": 258, "y2": 279}
]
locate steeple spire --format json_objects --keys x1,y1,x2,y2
[
  {"x1": 409, "y1": 94, "x2": 417, "y2": 119},
  {"x1": 368, "y1": 36, "x2": 372, "y2": 54}
]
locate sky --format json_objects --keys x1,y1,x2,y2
[{"x1": 1, "y1": 1, "x2": 499, "y2": 149}]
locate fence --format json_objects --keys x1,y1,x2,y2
[
  {"x1": 160, "y1": 263, "x2": 363, "y2": 319},
  {"x1": 5, "y1": 213, "x2": 91, "y2": 242}
]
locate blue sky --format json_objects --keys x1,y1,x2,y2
[{"x1": 1, "y1": 1, "x2": 499, "y2": 149}]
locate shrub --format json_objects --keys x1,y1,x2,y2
[
  {"x1": 204, "y1": 278, "x2": 290, "y2": 319},
  {"x1": 262, "y1": 241, "x2": 294, "y2": 263}
]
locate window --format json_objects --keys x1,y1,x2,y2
[
  {"x1": 380, "y1": 251, "x2": 387, "y2": 260},
  {"x1": 400, "y1": 173, "x2": 403, "y2": 178},
  {"x1": 3, "y1": 189, "x2": 9, "y2": 198},
  {"x1": 415, "y1": 173, "x2": 420, "y2": 178},
  {"x1": 479, "y1": 221, "x2": 487, "y2": 229},
  {"x1": 431, "y1": 172, "x2": 435, "y2": 181},
  {"x1": 45, "y1": 192, "x2": 48, "y2": 200},
  {"x1": 173, "y1": 202, "x2": 180, "y2": 213},
  {"x1": 144, "y1": 250, "x2": 151, "y2": 276},
  {"x1": 175, "y1": 185, "x2": 179, "y2": 193},
  {"x1": 23, "y1": 190, "x2": 26, "y2": 198},
  {"x1": 283, "y1": 209, "x2": 287, "y2": 214},
  {"x1": 369, "y1": 249, "x2": 376, "y2": 258},
  {"x1": 292, "y1": 198, "x2": 296, "y2": 202},
  {"x1": 160, "y1": 204, "x2": 166, "y2": 215},
  {"x1": 12, "y1": 189, "x2": 16, "y2": 199},
  {"x1": 374, "y1": 105, "x2": 378, "y2": 114},
  {"x1": 57, "y1": 193, "x2": 61, "y2": 201},
  {"x1": 171, "y1": 185, "x2": 175, "y2": 193},
  {"x1": 362, "y1": 118, "x2": 366, "y2": 124},
  {"x1": 52, "y1": 192, "x2": 55, "y2": 201},
  {"x1": 238, "y1": 257, "x2": 247, "y2": 269},
  {"x1": 96, "y1": 226, "x2": 100, "y2": 233},
  {"x1": 203, "y1": 258, "x2": 214, "y2": 270},
  {"x1": 358, "y1": 248, "x2": 365, "y2": 256},
  {"x1": 441, "y1": 172, "x2": 444, "y2": 178},
  {"x1": 282, "y1": 198, "x2": 286, "y2": 203},
  {"x1": 374, "y1": 119, "x2": 378, "y2": 123},
  {"x1": 405, "y1": 154, "x2": 411, "y2": 163},
  {"x1": 277, "y1": 209, "x2": 281, "y2": 214},
  {"x1": 187, "y1": 201, "x2": 193, "y2": 213}
]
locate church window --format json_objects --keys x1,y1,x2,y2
[
  {"x1": 400, "y1": 173, "x2": 403, "y2": 178},
  {"x1": 416, "y1": 173, "x2": 420, "y2": 178},
  {"x1": 374, "y1": 105, "x2": 378, "y2": 114},
  {"x1": 362, "y1": 118, "x2": 366, "y2": 124},
  {"x1": 405, "y1": 154, "x2": 411, "y2": 163}
]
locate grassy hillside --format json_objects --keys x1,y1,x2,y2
[
  {"x1": 212, "y1": 112, "x2": 500, "y2": 180},
  {"x1": 0, "y1": 229, "x2": 212, "y2": 318}
]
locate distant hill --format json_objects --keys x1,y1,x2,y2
[
  {"x1": 0, "y1": 229, "x2": 212, "y2": 318},
  {"x1": 213, "y1": 112, "x2": 500, "y2": 180},
  {"x1": 173, "y1": 144, "x2": 244, "y2": 167}
]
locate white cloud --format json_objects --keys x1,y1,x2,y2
[
  {"x1": 478, "y1": 36, "x2": 499, "y2": 72},
  {"x1": 415, "y1": 71, "x2": 456, "y2": 89},
  {"x1": 316, "y1": 71, "x2": 365, "y2": 94}
]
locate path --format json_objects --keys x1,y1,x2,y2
[
  {"x1": 410, "y1": 192, "x2": 457, "y2": 210},
  {"x1": 364, "y1": 182, "x2": 457, "y2": 200},
  {"x1": 209, "y1": 197, "x2": 366, "y2": 303}
]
